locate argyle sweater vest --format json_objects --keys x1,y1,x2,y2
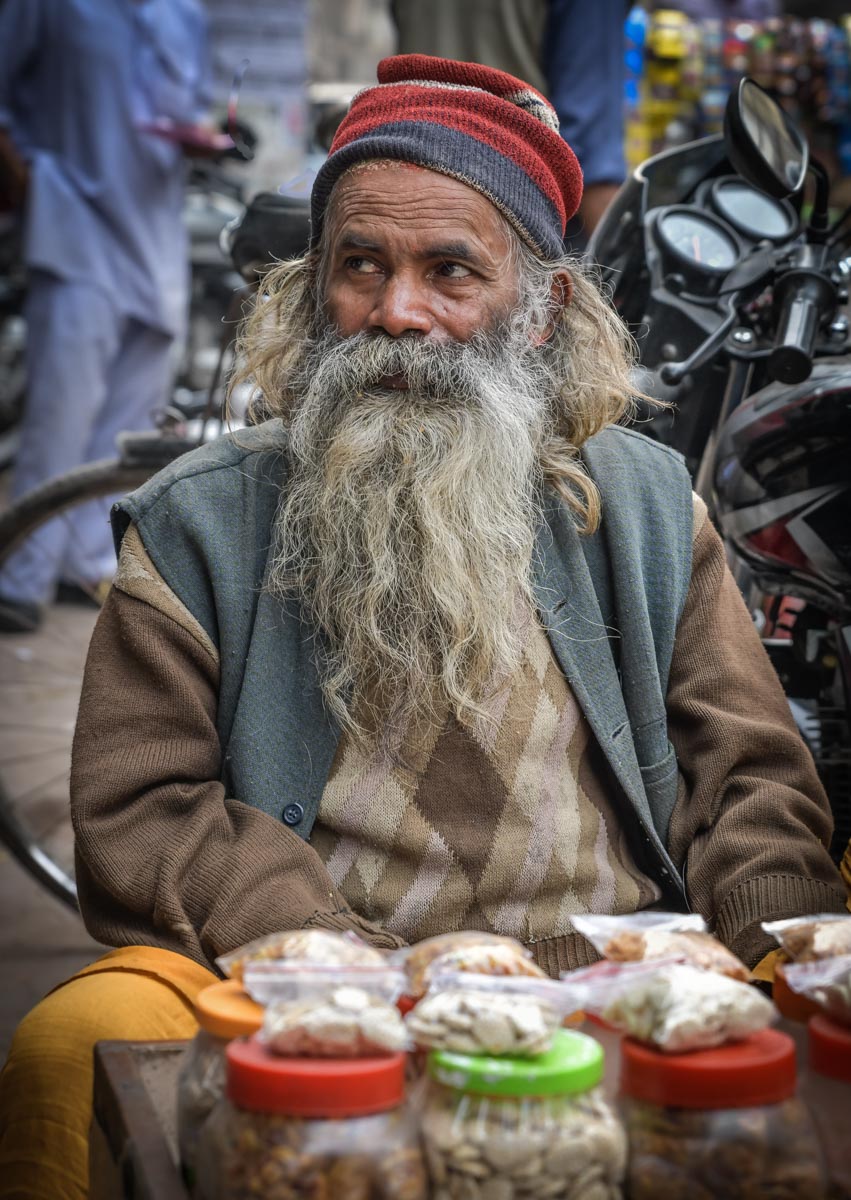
[{"x1": 112, "y1": 419, "x2": 694, "y2": 902}]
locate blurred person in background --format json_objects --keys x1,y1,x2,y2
[
  {"x1": 0, "y1": 0, "x2": 212, "y2": 634},
  {"x1": 391, "y1": 0, "x2": 627, "y2": 241}
]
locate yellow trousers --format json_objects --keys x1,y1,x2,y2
[{"x1": 0, "y1": 946, "x2": 216, "y2": 1200}]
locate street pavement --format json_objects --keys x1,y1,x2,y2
[
  {"x1": 0, "y1": 849, "x2": 102, "y2": 1062},
  {"x1": 0, "y1": 601, "x2": 105, "y2": 1063}
]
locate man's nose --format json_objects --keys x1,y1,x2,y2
[{"x1": 368, "y1": 274, "x2": 433, "y2": 338}]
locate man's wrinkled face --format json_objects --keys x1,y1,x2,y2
[{"x1": 322, "y1": 164, "x2": 522, "y2": 350}]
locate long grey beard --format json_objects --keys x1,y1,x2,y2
[{"x1": 268, "y1": 327, "x2": 553, "y2": 742}]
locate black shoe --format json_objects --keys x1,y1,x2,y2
[{"x1": 0, "y1": 594, "x2": 42, "y2": 634}]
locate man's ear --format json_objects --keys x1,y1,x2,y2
[{"x1": 532, "y1": 268, "x2": 573, "y2": 345}]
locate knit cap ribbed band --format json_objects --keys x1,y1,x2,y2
[{"x1": 310, "y1": 54, "x2": 583, "y2": 261}]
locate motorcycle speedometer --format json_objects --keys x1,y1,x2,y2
[
  {"x1": 655, "y1": 208, "x2": 739, "y2": 275},
  {"x1": 710, "y1": 178, "x2": 797, "y2": 242}
]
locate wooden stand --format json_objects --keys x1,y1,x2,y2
[{"x1": 90, "y1": 1040, "x2": 191, "y2": 1200}]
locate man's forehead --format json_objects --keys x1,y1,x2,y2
[{"x1": 325, "y1": 162, "x2": 513, "y2": 257}]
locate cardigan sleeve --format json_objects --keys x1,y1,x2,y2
[
  {"x1": 665, "y1": 500, "x2": 847, "y2": 966},
  {"x1": 70, "y1": 528, "x2": 405, "y2": 971}
]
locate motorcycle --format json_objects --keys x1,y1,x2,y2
[{"x1": 590, "y1": 79, "x2": 851, "y2": 865}]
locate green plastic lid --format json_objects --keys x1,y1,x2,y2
[{"x1": 428, "y1": 1029, "x2": 603, "y2": 1098}]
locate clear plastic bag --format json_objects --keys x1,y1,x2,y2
[
  {"x1": 572, "y1": 912, "x2": 751, "y2": 981},
  {"x1": 565, "y1": 960, "x2": 775, "y2": 1053},
  {"x1": 246, "y1": 964, "x2": 409, "y2": 1058},
  {"x1": 216, "y1": 928, "x2": 386, "y2": 981},
  {"x1": 781, "y1": 954, "x2": 851, "y2": 1025},
  {"x1": 406, "y1": 970, "x2": 580, "y2": 1057},
  {"x1": 395, "y1": 932, "x2": 543, "y2": 999},
  {"x1": 397, "y1": 933, "x2": 547, "y2": 1001},
  {"x1": 761, "y1": 915, "x2": 851, "y2": 962}
]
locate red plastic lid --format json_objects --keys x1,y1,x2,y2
[
  {"x1": 809, "y1": 1015, "x2": 851, "y2": 1083},
  {"x1": 226, "y1": 1038, "x2": 406, "y2": 1117},
  {"x1": 620, "y1": 1030, "x2": 797, "y2": 1109}
]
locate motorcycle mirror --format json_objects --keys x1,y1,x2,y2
[{"x1": 724, "y1": 79, "x2": 808, "y2": 199}]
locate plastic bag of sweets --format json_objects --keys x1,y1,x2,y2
[
  {"x1": 396, "y1": 932, "x2": 545, "y2": 1000},
  {"x1": 781, "y1": 954, "x2": 851, "y2": 1027},
  {"x1": 245, "y1": 963, "x2": 409, "y2": 1058},
  {"x1": 620, "y1": 1029, "x2": 827, "y2": 1200},
  {"x1": 195, "y1": 1037, "x2": 428, "y2": 1200},
  {"x1": 176, "y1": 981, "x2": 264, "y2": 1194},
  {"x1": 422, "y1": 1028, "x2": 626, "y2": 1200},
  {"x1": 567, "y1": 960, "x2": 775, "y2": 1053},
  {"x1": 761, "y1": 915, "x2": 851, "y2": 963},
  {"x1": 406, "y1": 971, "x2": 583, "y2": 1057},
  {"x1": 216, "y1": 928, "x2": 385, "y2": 982},
  {"x1": 572, "y1": 912, "x2": 752, "y2": 981}
]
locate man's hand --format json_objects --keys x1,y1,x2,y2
[{"x1": 0, "y1": 128, "x2": 28, "y2": 210}]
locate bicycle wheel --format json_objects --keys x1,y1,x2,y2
[{"x1": 0, "y1": 458, "x2": 155, "y2": 909}]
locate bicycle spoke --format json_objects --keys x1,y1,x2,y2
[
  {"x1": 0, "y1": 461, "x2": 158, "y2": 911},
  {"x1": 8, "y1": 766, "x2": 72, "y2": 811},
  {"x1": 0, "y1": 745, "x2": 73, "y2": 768}
]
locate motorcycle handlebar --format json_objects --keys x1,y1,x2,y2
[{"x1": 767, "y1": 269, "x2": 836, "y2": 385}]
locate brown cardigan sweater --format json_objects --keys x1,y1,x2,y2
[{"x1": 70, "y1": 502, "x2": 847, "y2": 974}]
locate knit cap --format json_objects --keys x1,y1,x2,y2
[{"x1": 310, "y1": 54, "x2": 583, "y2": 261}]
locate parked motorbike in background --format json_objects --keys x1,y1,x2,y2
[{"x1": 591, "y1": 79, "x2": 851, "y2": 865}]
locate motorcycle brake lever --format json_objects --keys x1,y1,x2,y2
[{"x1": 659, "y1": 303, "x2": 738, "y2": 386}]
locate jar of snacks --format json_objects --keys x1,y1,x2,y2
[
  {"x1": 195, "y1": 1038, "x2": 428, "y2": 1200},
  {"x1": 421, "y1": 1028, "x2": 626, "y2": 1199},
  {"x1": 804, "y1": 1015, "x2": 851, "y2": 1200},
  {"x1": 620, "y1": 1028, "x2": 827, "y2": 1199},
  {"x1": 177, "y1": 981, "x2": 264, "y2": 1192},
  {"x1": 772, "y1": 962, "x2": 820, "y2": 1073}
]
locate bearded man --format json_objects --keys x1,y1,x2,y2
[{"x1": 0, "y1": 55, "x2": 846, "y2": 1199}]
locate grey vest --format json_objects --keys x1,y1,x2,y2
[{"x1": 113, "y1": 421, "x2": 694, "y2": 902}]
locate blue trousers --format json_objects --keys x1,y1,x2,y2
[{"x1": 0, "y1": 273, "x2": 174, "y2": 603}]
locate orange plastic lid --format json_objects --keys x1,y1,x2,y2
[
  {"x1": 773, "y1": 965, "x2": 821, "y2": 1024},
  {"x1": 809, "y1": 1015, "x2": 851, "y2": 1083},
  {"x1": 226, "y1": 1037, "x2": 406, "y2": 1117},
  {"x1": 620, "y1": 1029, "x2": 796, "y2": 1109},
  {"x1": 194, "y1": 980, "x2": 264, "y2": 1040}
]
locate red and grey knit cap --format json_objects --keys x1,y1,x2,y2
[{"x1": 310, "y1": 54, "x2": 583, "y2": 261}]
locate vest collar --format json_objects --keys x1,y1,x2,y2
[{"x1": 533, "y1": 492, "x2": 685, "y2": 900}]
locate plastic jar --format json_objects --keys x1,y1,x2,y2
[
  {"x1": 620, "y1": 1028, "x2": 827, "y2": 1199},
  {"x1": 195, "y1": 1038, "x2": 429, "y2": 1199},
  {"x1": 804, "y1": 1015, "x2": 851, "y2": 1200},
  {"x1": 773, "y1": 962, "x2": 821, "y2": 1075},
  {"x1": 176, "y1": 980, "x2": 263, "y2": 1191},
  {"x1": 421, "y1": 1028, "x2": 627, "y2": 1199},
  {"x1": 582, "y1": 1015, "x2": 622, "y2": 1102}
]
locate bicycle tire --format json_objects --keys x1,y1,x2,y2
[{"x1": 0, "y1": 457, "x2": 157, "y2": 910}]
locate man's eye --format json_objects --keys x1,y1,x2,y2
[
  {"x1": 345, "y1": 256, "x2": 381, "y2": 275},
  {"x1": 437, "y1": 261, "x2": 472, "y2": 278}
]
